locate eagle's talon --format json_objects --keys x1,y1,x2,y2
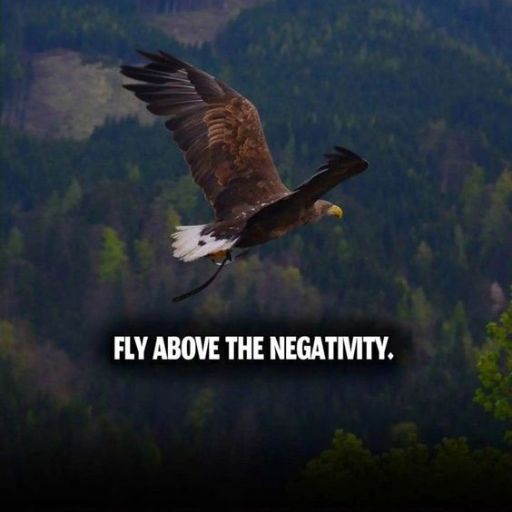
[{"x1": 208, "y1": 250, "x2": 231, "y2": 265}]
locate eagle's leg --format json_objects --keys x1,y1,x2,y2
[{"x1": 208, "y1": 250, "x2": 232, "y2": 265}]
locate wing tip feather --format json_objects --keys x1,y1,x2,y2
[{"x1": 326, "y1": 145, "x2": 368, "y2": 169}]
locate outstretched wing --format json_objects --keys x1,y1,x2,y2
[
  {"x1": 121, "y1": 50, "x2": 289, "y2": 220},
  {"x1": 292, "y1": 146, "x2": 368, "y2": 201},
  {"x1": 245, "y1": 146, "x2": 368, "y2": 228}
]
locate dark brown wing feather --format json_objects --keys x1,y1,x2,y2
[
  {"x1": 292, "y1": 146, "x2": 368, "y2": 201},
  {"x1": 245, "y1": 146, "x2": 368, "y2": 228},
  {"x1": 121, "y1": 50, "x2": 288, "y2": 220}
]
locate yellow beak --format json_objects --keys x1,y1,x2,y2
[{"x1": 327, "y1": 204, "x2": 343, "y2": 218}]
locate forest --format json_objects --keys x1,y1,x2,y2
[{"x1": 1, "y1": 0, "x2": 512, "y2": 506}]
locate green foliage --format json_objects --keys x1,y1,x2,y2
[
  {"x1": 126, "y1": 162, "x2": 141, "y2": 183},
  {"x1": 390, "y1": 421, "x2": 419, "y2": 448},
  {"x1": 481, "y1": 171, "x2": 512, "y2": 256},
  {"x1": 61, "y1": 178, "x2": 82, "y2": 214},
  {"x1": 290, "y1": 429, "x2": 377, "y2": 504},
  {"x1": 453, "y1": 224, "x2": 468, "y2": 268},
  {"x1": 166, "y1": 207, "x2": 181, "y2": 233},
  {"x1": 0, "y1": 319, "x2": 170, "y2": 502},
  {"x1": 0, "y1": 320, "x2": 15, "y2": 355},
  {"x1": 290, "y1": 428, "x2": 512, "y2": 505},
  {"x1": 414, "y1": 240, "x2": 433, "y2": 277},
  {"x1": 159, "y1": 175, "x2": 200, "y2": 218},
  {"x1": 441, "y1": 301, "x2": 475, "y2": 367},
  {"x1": 134, "y1": 238, "x2": 154, "y2": 274},
  {"x1": 475, "y1": 293, "x2": 512, "y2": 423},
  {"x1": 461, "y1": 165, "x2": 485, "y2": 228},
  {"x1": 98, "y1": 227, "x2": 128, "y2": 283},
  {"x1": 410, "y1": 287, "x2": 434, "y2": 334},
  {"x1": 5, "y1": 227, "x2": 24, "y2": 259}
]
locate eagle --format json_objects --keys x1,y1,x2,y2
[{"x1": 121, "y1": 50, "x2": 368, "y2": 300}]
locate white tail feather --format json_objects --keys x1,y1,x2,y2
[{"x1": 171, "y1": 225, "x2": 238, "y2": 262}]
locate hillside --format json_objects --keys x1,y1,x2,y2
[
  {"x1": 143, "y1": 0, "x2": 270, "y2": 45},
  {"x1": 1, "y1": 0, "x2": 512, "y2": 505},
  {"x1": 0, "y1": 0, "x2": 268, "y2": 139}
]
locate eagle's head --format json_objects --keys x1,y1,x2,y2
[{"x1": 312, "y1": 199, "x2": 343, "y2": 222}]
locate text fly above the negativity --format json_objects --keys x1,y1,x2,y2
[{"x1": 113, "y1": 335, "x2": 393, "y2": 361}]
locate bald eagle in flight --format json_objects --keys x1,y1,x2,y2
[{"x1": 121, "y1": 50, "x2": 368, "y2": 300}]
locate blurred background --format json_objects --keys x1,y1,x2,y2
[{"x1": 1, "y1": 0, "x2": 512, "y2": 506}]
